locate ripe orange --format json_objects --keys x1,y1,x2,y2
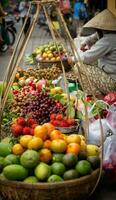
[
  {"x1": 51, "y1": 139, "x2": 67, "y2": 153},
  {"x1": 12, "y1": 143, "x2": 24, "y2": 155},
  {"x1": 43, "y1": 140, "x2": 51, "y2": 149},
  {"x1": 39, "y1": 148, "x2": 52, "y2": 163},
  {"x1": 34, "y1": 125, "x2": 48, "y2": 141},
  {"x1": 66, "y1": 134, "x2": 81, "y2": 144},
  {"x1": 67, "y1": 143, "x2": 80, "y2": 155},
  {"x1": 20, "y1": 135, "x2": 33, "y2": 148},
  {"x1": 43, "y1": 123, "x2": 55, "y2": 137},
  {"x1": 50, "y1": 130, "x2": 64, "y2": 140},
  {"x1": 28, "y1": 136, "x2": 43, "y2": 150}
]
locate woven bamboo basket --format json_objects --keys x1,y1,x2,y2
[
  {"x1": 38, "y1": 60, "x2": 71, "y2": 72},
  {"x1": 0, "y1": 169, "x2": 99, "y2": 200}
]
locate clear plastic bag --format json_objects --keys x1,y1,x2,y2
[
  {"x1": 103, "y1": 135, "x2": 116, "y2": 183},
  {"x1": 106, "y1": 104, "x2": 116, "y2": 135},
  {"x1": 88, "y1": 119, "x2": 108, "y2": 146}
]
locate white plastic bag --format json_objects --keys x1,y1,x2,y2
[
  {"x1": 106, "y1": 104, "x2": 116, "y2": 135},
  {"x1": 88, "y1": 119, "x2": 109, "y2": 146}
]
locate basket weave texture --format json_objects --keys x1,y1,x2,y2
[
  {"x1": 38, "y1": 60, "x2": 71, "y2": 72},
  {"x1": 0, "y1": 169, "x2": 99, "y2": 200}
]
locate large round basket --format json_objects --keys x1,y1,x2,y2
[{"x1": 0, "y1": 169, "x2": 99, "y2": 200}]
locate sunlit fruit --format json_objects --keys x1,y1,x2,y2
[
  {"x1": 20, "y1": 135, "x2": 33, "y2": 148},
  {"x1": 39, "y1": 149, "x2": 52, "y2": 163},
  {"x1": 34, "y1": 125, "x2": 48, "y2": 141},
  {"x1": 50, "y1": 130, "x2": 64, "y2": 140},
  {"x1": 42, "y1": 123, "x2": 55, "y2": 137},
  {"x1": 28, "y1": 137, "x2": 43, "y2": 150},
  {"x1": 12, "y1": 144, "x2": 24, "y2": 155},
  {"x1": 51, "y1": 139, "x2": 67, "y2": 153},
  {"x1": 66, "y1": 134, "x2": 81, "y2": 144},
  {"x1": 43, "y1": 140, "x2": 51, "y2": 149},
  {"x1": 67, "y1": 143, "x2": 80, "y2": 155}
]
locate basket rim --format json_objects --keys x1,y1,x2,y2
[
  {"x1": 38, "y1": 59, "x2": 68, "y2": 64},
  {"x1": 0, "y1": 169, "x2": 99, "y2": 189}
]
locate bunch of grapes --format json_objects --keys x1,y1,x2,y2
[{"x1": 21, "y1": 91, "x2": 65, "y2": 124}]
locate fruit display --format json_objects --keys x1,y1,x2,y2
[
  {"x1": 25, "y1": 42, "x2": 68, "y2": 64},
  {"x1": 0, "y1": 122, "x2": 100, "y2": 183},
  {"x1": 14, "y1": 66, "x2": 62, "y2": 85}
]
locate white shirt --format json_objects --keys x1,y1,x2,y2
[{"x1": 79, "y1": 33, "x2": 116, "y2": 80}]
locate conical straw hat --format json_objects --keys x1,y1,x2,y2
[{"x1": 84, "y1": 9, "x2": 116, "y2": 31}]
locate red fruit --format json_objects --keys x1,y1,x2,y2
[
  {"x1": 56, "y1": 114, "x2": 63, "y2": 121},
  {"x1": 67, "y1": 118, "x2": 75, "y2": 126},
  {"x1": 31, "y1": 124, "x2": 38, "y2": 129},
  {"x1": 30, "y1": 128, "x2": 34, "y2": 135},
  {"x1": 16, "y1": 117, "x2": 26, "y2": 127},
  {"x1": 27, "y1": 118, "x2": 37, "y2": 127},
  {"x1": 22, "y1": 127, "x2": 32, "y2": 135},
  {"x1": 60, "y1": 121, "x2": 69, "y2": 128},
  {"x1": 50, "y1": 114, "x2": 56, "y2": 120},
  {"x1": 11, "y1": 124, "x2": 23, "y2": 137},
  {"x1": 52, "y1": 120, "x2": 59, "y2": 127}
]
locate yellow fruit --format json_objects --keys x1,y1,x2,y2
[
  {"x1": 12, "y1": 144, "x2": 24, "y2": 155},
  {"x1": 78, "y1": 135, "x2": 86, "y2": 141},
  {"x1": 28, "y1": 137, "x2": 43, "y2": 150},
  {"x1": 42, "y1": 53, "x2": 48, "y2": 58},
  {"x1": 51, "y1": 57, "x2": 56, "y2": 61},
  {"x1": 51, "y1": 139, "x2": 67, "y2": 153},
  {"x1": 34, "y1": 125, "x2": 48, "y2": 141},
  {"x1": 86, "y1": 144, "x2": 100, "y2": 156},
  {"x1": 80, "y1": 140, "x2": 87, "y2": 151},
  {"x1": 56, "y1": 56, "x2": 60, "y2": 61},
  {"x1": 15, "y1": 73, "x2": 20, "y2": 80},
  {"x1": 66, "y1": 134, "x2": 81, "y2": 144},
  {"x1": 47, "y1": 53, "x2": 53, "y2": 59},
  {"x1": 20, "y1": 135, "x2": 33, "y2": 148}
]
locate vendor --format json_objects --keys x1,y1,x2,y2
[{"x1": 71, "y1": 9, "x2": 116, "y2": 96}]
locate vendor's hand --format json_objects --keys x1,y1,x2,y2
[{"x1": 80, "y1": 43, "x2": 89, "y2": 52}]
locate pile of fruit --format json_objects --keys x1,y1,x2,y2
[
  {"x1": 25, "y1": 42, "x2": 68, "y2": 64},
  {"x1": 50, "y1": 113, "x2": 77, "y2": 128},
  {"x1": 0, "y1": 120, "x2": 100, "y2": 183},
  {"x1": 14, "y1": 66, "x2": 62, "y2": 85}
]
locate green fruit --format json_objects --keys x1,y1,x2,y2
[
  {"x1": 87, "y1": 156, "x2": 100, "y2": 170},
  {"x1": 52, "y1": 153, "x2": 64, "y2": 163},
  {"x1": 20, "y1": 150, "x2": 39, "y2": 168},
  {"x1": 63, "y1": 153, "x2": 78, "y2": 168},
  {"x1": 48, "y1": 175, "x2": 63, "y2": 183},
  {"x1": 75, "y1": 160, "x2": 92, "y2": 176},
  {"x1": 3, "y1": 164, "x2": 28, "y2": 181},
  {"x1": 35, "y1": 162, "x2": 51, "y2": 181},
  {"x1": 78, "y1": 151, "x2": 87, "y2": 160},
  {"x1": 24, "y1": 176, "x2": 38, "y2": 183},
  {"x1": 0, "y1": 157, "x2": 4, "y2": 173},
  {"x1": 1, "y1": 137, "x2": 13, "y2": 145},
  {"x1": 0, "y1": 142, "x2": 12, "y2": 157},
  {"x1": 51, "y1": 162, "x2": 66, "y2": 176},
  {"x1": 3, "y1": 154, "x2": 19, "y2": 167},
  {"x1": 63, "y1": 169, "x2": 79, "y2": 180}
]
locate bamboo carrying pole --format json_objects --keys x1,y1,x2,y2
[{"x1": 0, "y1": 0, "x2": 104, "y2": 197}]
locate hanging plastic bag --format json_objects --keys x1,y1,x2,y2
[
  {"x1": 106, "y1": 104, "x2": 116, "y2": 135},
  {"x1": 88, "y1": 119, "x2": 109, "y2": 146},
  {"x1": 103, "y1": 134, "x2": 116, "y2": 183}
]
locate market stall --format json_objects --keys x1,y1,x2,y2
[{"x1": 0, "y1": 1, "x2": 116, "y2": 200}]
